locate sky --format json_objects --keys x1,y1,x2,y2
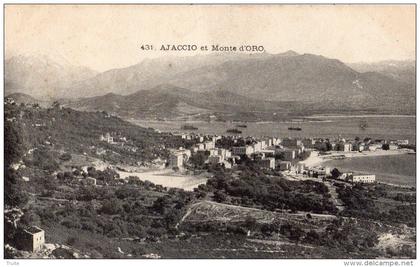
[{"x1": 5, "y1": 4, "x2": 416, "y2": 72}]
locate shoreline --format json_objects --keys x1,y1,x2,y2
[{"x1": 301, "y1": 149, "x2": 414, "y2": 168}]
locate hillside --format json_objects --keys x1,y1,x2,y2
[
  {"x1": 64, "y1": 53, "x2": 270, "y2": 98},
  {"x1": 6, "y1": 93, "x2": 53, "y2": 108},
  {"x1": 4, "y1": 102, "x2": 188, "y2": 168},
  {"x1": 348, "y1": 60, "x2": 415, "y2": 84},
  {"x1": 63, "y1": 85, "x2": 300, "y2": 120}
]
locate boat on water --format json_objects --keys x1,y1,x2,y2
[
  {"x1": 226, "y1": 128, "x2": 242, "y2": 134},
  {"x1": 288, "y1": 127, "x2": 302, "y2": 131},
  {"x1": 181, "y1": 125, "x2": 198, "y2": 130},
  {"x1": 236, "y1": 124, "x2": 247, "y2": 128}
]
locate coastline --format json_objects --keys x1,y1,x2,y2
[{"x1": 301, "y1": 149, "x2": 415, "y2": 168}]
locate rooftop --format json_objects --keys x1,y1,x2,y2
[{"x1": 24, "y1": 226, "x2": 44, "y2": 234}]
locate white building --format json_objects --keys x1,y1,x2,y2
[
  {"x1": 351, "y1": 174, "x2": 376, "y2": 184},
  {"x1": 296, "y1": 163, "x2": 306, "y2": 173},
  {"x1": 204, "y1": 141, "x2": 215, "y2": 150},
  {"x1": 100, "y1": 133, "x2": 114, "y2": 143}
]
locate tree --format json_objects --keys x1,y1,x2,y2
[
  {"x1": 304, "y1": 230, "x2": 320, "y2": 244},
  {"x1": 244, "y1": 216, "x2": 257, "y2": 231},
  {"x1": 330, "y1": 168, "x2": 342, "y2": 179},
  {"x1": 189, "y1": 152, "x2": 208, "y2": 167},
  {"x1": 213, "y1": 190, "x2": 227, "y2": 203},
  {"x1": 100, "y1": 198, "x2": 124, "y2": 215},
  {"x1": 382, "y1": 143, "x2": 390, "y2": 150}
]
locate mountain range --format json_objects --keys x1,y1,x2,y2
[{"x1": 5, "y1": 51, "x2": 416, "y2": 119}]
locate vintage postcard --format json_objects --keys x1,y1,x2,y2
[{"x1": 3, "y1": 3, "x2": 416, "y2": 263}]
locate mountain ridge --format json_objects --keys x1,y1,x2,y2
[{"x1": 5, "y1": 51, "x2": 415, "y2": 116}]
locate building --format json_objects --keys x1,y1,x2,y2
[
  {"x1": 337, "y1": 142, "x2": 352, "y2": 152},
  {"x1": 351, "y1": 174, "x2": 376, "y2": 184},
  {"x1": 337, "y1": 172, "x2": 353, "y2": 181},
  {"x1": 354, "y1": 143, "x2": 365, "y2": 152},
  {"x1": 397, "y1": 139, "x2": 409, "y2": 145},
  {"x1": 16, "y1": 226, "x2": 45, "y2": 252},
  {"x1": 232, "y1": 146, "x2": 253, "y2": 156},
  {"x1": 367, "y1": 144, "x2": 382, "y2": 151},
  {"x1": 203, "y1": 141, "x2": 215, "y2": 150},
  {"x1": 252, "y1": 142, "x2": 262, "y2": 153},
  {"x1": 296, "y1": 163, "x2": 306, "y2": 174},
  {"x1": 389, "y1": 144, "x2": 399, "y2": 150},
  {"x1": 208, "y1": 148, "x2": 219, "y2": 156},
  {"x1": 260, "y1": 157, "x2": 275, "y2": 169},
  {"x1": 222, "y1": 160, "x2": 232, "y2": 169},
  {"x1": 282, "y1": 138, "x2": 302, "y2": 148},
  {"x1": 282, "y1": 149, "x2": 296, "y2": 161},
  {"x1": 217, "y1": 148, "x2": 231, "y2": 160},
  {"x1": 100, "y1": 133, "x2": 114, "y2": 143},
  {"x1": 208, "y1": 155, "x2": 223, "y2": 164},
  {"x1": 277, "y1": 161, "x2": 292, "y2": 171},
  {"x1": 169, "y1": 153, "x2": 184, "y2": 168},
  {"x1": 302, "y1": 138, "x2": 316, "y2": 148},
  {"x1": 85, "y1": 177, "x2": 97, "y2": 186}
]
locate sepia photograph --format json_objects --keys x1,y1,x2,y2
[{"x1": 2, "y1": 3, "x2": 417, "y2": 263}]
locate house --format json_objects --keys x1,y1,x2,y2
[
  {"x1": 338, "y1": 172, "x2": 353, "y2": 181},
  {"x1": 222, "y1": 160, "x2": 232, "y2": 169},
  {"x1": 217, "y1": 148, "x2": 231, "y2": 160},
  {"x1": 281, "y1": 138, "x2": 302, "y2": 148},
  {"x1": 397, "y1": 139, "x2": 409, "y2": 145},
  {"x1": 5, "y1": 97, "x2": 16, "y2": 105},
  {"x1": 260, "y1": 157, "x2": 275, "y2": 169},
  {"x1": 203, "y1": 141, "x2": 215, "y2": 150},
  {"x1": 232, "y1": 146, "x2": 253, "y2": 156},
  {"x1": 351, "y1": 174, "x2": 376, "y2": 184},
  {"x1": 209, "y1": 149, "x2": 219, "y2": 156},
  {"x1": 252, "y1": 142, "x2": 262, "y2": 153},
  {"x1": 337, "y1": 142, "x2": 352, "y2": 152},
  {"x1": 208, "y1": 155, "x2": 223, "y2": 164},
  {"x1": 367, "y1": 144, "x2": 382, "y2": 151},
  {"x1": 389, "y1": 144, "x2": 399, "y2": 150},
  {"x1": 277, "y1": 161, "x2": 292, "y2": 171},
  {"x1": 169, "y1": 153, "x2": 184, "y2": 168},
  {"x1": 100, "y1": 133, "x2": 114, "y2": 143},
  {"x1": 196, "y1": 143, "x2": 205, "y2": 150},
  {"x1": 296, "y1": 163, "x2": 306, "y2": 173},
  {"x1": 16, "y1": 226, "x2": 45, "y2": 252},
  {"x1": 85, "y1": 177, "x2": 97, "y2": 186},
  {"x1": 354, "y1": 143, "x2": 365, "y2": 152},
  {"x1": 282, "y1": 149, "x2": 296, "y2": 161},
  {"x1": 302, "y1": 138, "x2": 316, "y2": 148}
]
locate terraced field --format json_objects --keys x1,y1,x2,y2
[{"x1": 180, "y1": 201, "x2": 337, "y2": 229}]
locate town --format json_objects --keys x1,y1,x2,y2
[
  {"x1": 4, "y1": 97, "x2": 416, "y2": 259},
  {"x1": 162, "y1": 130, "x2": 413, "y2": 185}
]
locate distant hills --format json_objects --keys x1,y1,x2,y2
[
  {"x1": 5, "y1": 51, "x2": 416, "y2": 118},
  {"x1": 62, "y1": 84, "x2": 299, "y2": 120},
  {"x1": 5, "y1": 54, "x2": 98, "y2": 99},
  {"x1": 348, "y1": 60, "x2": 415, "y2": 84}
]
